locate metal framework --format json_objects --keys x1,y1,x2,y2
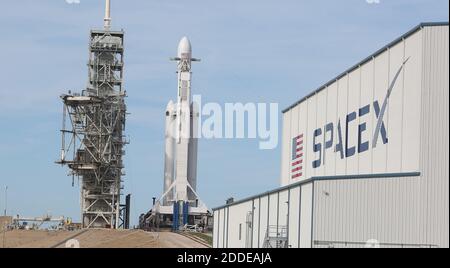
[
  {"x1": 262, "y1": 226, "x2": 288, "y2": 248},
  {"x1": 57, "y1": 29, "x2": 127, "y2": 229}
]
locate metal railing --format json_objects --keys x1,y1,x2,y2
[
  {"x1": 266, "y1": 225, "x2": 288, "y2": 239},
  {"x1": 263, "y1": 225, "x2": 288, "y2": 248}
]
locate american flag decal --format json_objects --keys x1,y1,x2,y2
[{"x1": 291, "y1": 134, "x2": 304, "y2": 180}]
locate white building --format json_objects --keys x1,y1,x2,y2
[{"x1": 213, "y1": 22, "x2": 449, "y2": 248}]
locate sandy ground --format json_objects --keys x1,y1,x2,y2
[{"x1": 0, "y1": 229, "x2": 207, "y2": 248}]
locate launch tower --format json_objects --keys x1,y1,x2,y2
[{"x1": 57, "y1": 0, "x2": 129, "y2": 229}]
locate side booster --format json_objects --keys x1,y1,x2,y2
[{"x1": 158, "y1": 37, "x2": 207, "y2": 227}]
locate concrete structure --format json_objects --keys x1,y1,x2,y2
[
  {"x1": 140, "y1": 37, "x2": 209, "y2": 231},
  {"x1": 213, "y1": 22, "x2": 449, "y2": 248},
  {"x1": 56, "y1": 0, "x2": 130, "y2": 229}
]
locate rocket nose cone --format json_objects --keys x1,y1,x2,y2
[
  {"x1": 166, "y1": 100, "x2": 175, "y2": 111},
  {"x1": 177, "y1": 36, "x2": 192, "y2": 58},
  {"x1": 166, "y1": 100, "x2": 175, "y2": 116}
]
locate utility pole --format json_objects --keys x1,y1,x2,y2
[
  {"x1": 3, "y1": 186, "x2": 7, "y2": 216},
  {"x1": 2, "y1": 185, "x2": 7, "y2": 248},
  {"x1": 2, "y1": 222, "x2": 6, "y2": 248}
]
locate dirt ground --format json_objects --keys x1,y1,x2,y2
[{"x1": 0, "y1": 229, "x2": 207, "y2": 248}]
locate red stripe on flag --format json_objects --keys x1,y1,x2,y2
[
  {"x1": 292, "y1": 160, "x2": 303, "y2": 166},
  {"x1": 291, "y1": 173, "x2": 302, "y2": 179},
  {"x1": 292, "y1": 166, "x2": 303, "y2": 172}
]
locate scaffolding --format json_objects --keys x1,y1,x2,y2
[{"x1": 57, "y1": 29, "x2": 128, "y2": 229}]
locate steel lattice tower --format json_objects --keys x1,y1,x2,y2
[{"x1": 57, "y1": 0, "x2": 128, "y2": 229}]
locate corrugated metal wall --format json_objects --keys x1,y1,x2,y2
[
  {"x1": 213, "y1": 183, "x2": 314, "y2": 248},
  {"x1": 312, "y1": 176, "x2": 428, "y2": 248},
  {"x1": 227, "y1": 201, "x2": 253, "y2": 248},
  {"x1": 419, "y1": 25, "x2": 449, "y2": 248},
  {"x1": 214, "y1": 174, "x2": 437, "y2": 248},
  {"x1": 213, "y1": 209, "x2": 220, "y2": 248}
]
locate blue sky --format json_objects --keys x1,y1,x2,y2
[{"x1": 0, "y1": 0, "x2": 448, "y2": 225}]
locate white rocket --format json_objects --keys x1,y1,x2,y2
[{"x1": 160, "y1": 37, "x2": 203, "y2": 208}]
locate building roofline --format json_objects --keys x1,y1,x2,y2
[
  {"x1": 212, "y1": 172, "x2": 421, "y2": 211},
  {"x1": 282, "y1": 22, "x2": 449, "y2": 114}
]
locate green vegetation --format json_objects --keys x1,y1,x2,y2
[{"x1": 189, "y1": 232, "x2": 213, "y2": 246}]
